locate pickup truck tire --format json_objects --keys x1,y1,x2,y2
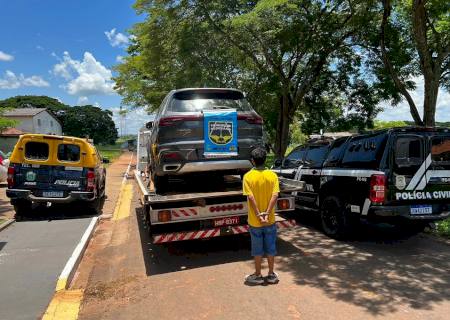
[
  {"x1": 320, "y1": 196, "x2": 354, "y2": 240},
  {"x1": 13, "y1": 200, "x2": 32, "y2": 221}
]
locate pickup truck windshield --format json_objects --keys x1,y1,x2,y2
[{"x1": 170, "y1": 91, "x2": 252, "y2": 112}]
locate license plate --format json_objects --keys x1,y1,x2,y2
[
  {"x1": 410, "y1": 205, "x2": 432, "y2": 215},
  {"x1": 213, "y1": 216, "x2": 240, "y2": 227},
  {"x1": 43, "y1": 191, "x2": 64, "y2": 198}
]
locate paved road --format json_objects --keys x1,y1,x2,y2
[
  {"x1": 0, "y1": 215, "x2": 92, "y2": 320},
  {"x1": 76, "y1": 189, "x2": 450, "y2": 320}
]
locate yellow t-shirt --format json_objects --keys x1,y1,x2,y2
[{"x1": 243, "y1": 168, "x2": 280, "y2": 227}]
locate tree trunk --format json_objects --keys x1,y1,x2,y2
[
  {"x1": 423, "y1": 76, "x2": 439, "y2": 126},
  {"x1": 274, "y1": 92, "x2": 291, "y2": 158}
]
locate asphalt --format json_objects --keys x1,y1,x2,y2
[{"x1": 0, "y1": 216, "x2": 92, "y2": 320}]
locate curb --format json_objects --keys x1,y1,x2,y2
[
  {"x1": 55, "y1": 216, "x2": 99, "y2": 291},
  {"x1": 0, "y1": 219, "x2": 15, "y2": 232}
]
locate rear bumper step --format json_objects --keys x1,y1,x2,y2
[
  {"x1": 152, "y1": 219, "x2": 297, "y2": 244},
  {"x1": 6, "y1": 189, "x2": 95, "y2": 203}
]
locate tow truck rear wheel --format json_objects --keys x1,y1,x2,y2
[{"x1": 320, "y1": 196, "x2": 354, "y2": 240}]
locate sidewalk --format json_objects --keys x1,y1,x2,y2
[{"x1": 0, "y1": 182, "x2": 15, "y2": 221}]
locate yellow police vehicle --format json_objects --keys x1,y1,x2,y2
[{"x1": 6, "y1": 134, "x2": 108, "y2": 217}]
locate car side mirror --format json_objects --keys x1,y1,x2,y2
[
  {"x1": 102, "y1": 157, "x2": 110, "y2": 164},
  {"x1": 274, "y1": 158, "x2": 282, "y2": 167}
]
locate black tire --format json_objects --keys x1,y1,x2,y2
[
  {"x1": 320, "y1": 196, "x2": 355, "y2": 240},
  {"x1": 88, "y1": 197, "x2": 103, "y2": 215},
  {"x1": 153, "y1": 174, "x2": 168, "y2": 193},
  {"x1": 13, "y1": 200, "x2": 32, "y2": 221}
]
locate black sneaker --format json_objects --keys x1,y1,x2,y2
[
  {"x1": 267, "y1": 272, "x2": 279, "y2": 284},
  {"x1": 244, "y1": 273, "x2": 264, "y2": 285}
]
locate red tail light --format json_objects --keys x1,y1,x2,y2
[
  {"x1": 238, "y1": 113, "x2": 263, "y2": 124},
  {"x1": 159, "y1": 115, "x2": 202, "y2": 127},
  {"x1": 369, "y1": 174, "x2": 386, "y2": 204},
  {"x1": 161, "y1": 152, "x2": 182, "y2": 161},
  {"x1": 7, "y1": 166, "x2": 15, "y2": 188},
  {"x1": 0, "y1": 156, "x2": 3, "y2": 166},
  {"x1": 86, "y1": 170, "x2": 95, "y2": 192}
]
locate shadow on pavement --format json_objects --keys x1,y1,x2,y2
[
  {"x1": 276, "y1": 211, "x2": 450, "y2": 316},
  {"x1": 14, "y1": 201, "x2": 101, "y2": 222},
  {"x1": 136, "y1": 206, "x2": 251, "y2": 276}
]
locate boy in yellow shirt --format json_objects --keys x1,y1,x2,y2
[{"x1": 243, "y1": 148, "x2": 280, "y2": 285}]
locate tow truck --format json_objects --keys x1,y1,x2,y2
[{"x1": 134, "y1": 129, "x2": 305, "y2": 244}]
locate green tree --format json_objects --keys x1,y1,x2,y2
[
  {"x1": 62, "y1": 106, "x2": 118, "y2": 144},
  {"x1": 364, "y1": 0, "x2": 450, "y2": 126},
  {"x1": 116, "y1": 0, "x2": 381, "y2": 157},
  {"x1": 0, "y1": 95, "x2": 70, "y2": 121}
]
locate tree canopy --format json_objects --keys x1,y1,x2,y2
[{"x1": 115, "y1": 0, "x2": 387, "y2": 156}]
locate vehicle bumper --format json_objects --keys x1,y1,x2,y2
[
  {"x1": 157, "y1": 159, "x2": 252, "y2": 175},
  {"x1": 368, "y1": 204, "x2": 450, "y2": 221},
  {"x1": 6, "y1": 189, "x2": 95, "y2": 203}
]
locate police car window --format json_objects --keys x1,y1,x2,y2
[
  {"x1": 305, "y1": 145, "x2": 329, "y2": 167},
  {"x1": 286, "y1": 147, "x2": 306, "y2": 161},
  {"x1": 341, "y1": 134, "x2": 387, "y2": 169},
  {"x1": 323, "y1": 138, "x2": 347, "y2": 167},
  {"x1": 282, "y1": 147, "x2": 306, "y2": 168},
  {"x1": 431, "y1": 137, "x2": 450, "y2": 165},
  {"x1": 25, "y1": 142, "x2": 49, "y2": 160},
  {"x1": 58, "y1": 144, "x2": 80, "y2": 162},
  {"x1": 395, "y1": 137, "x2": 423, "y2": 168}
]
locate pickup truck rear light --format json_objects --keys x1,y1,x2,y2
[
  {"x1": 7, "y1": 166, "x2": 15, "y2": 188},
  {"x1": 277, "y1": 198, "x2": 291, "y2": 210},
  {"x1": 161, "y1": 152, "x2": 183, "y2": 161},
  {"x1": 86, "y1": 170, "x2": 95, "y2": 192},
  {"x1": 0, "y1": 155, "x2": 3, "y2": 166},
  {"x1": 159, "y1": 115, "x2": 202, "y2": 127},
  {"x1": 238, "y1": 113, "x2": 263, "y2": 125},
  {"x1": 369, "y1": 174, "x2": 386, "y2": 204},
  {"x1": 158, "y1": 210, "x2": 172, "y2": 222}
]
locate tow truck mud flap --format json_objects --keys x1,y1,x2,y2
[{"x1": 152, "y1": 219, "x2": 297, "y2": 244}]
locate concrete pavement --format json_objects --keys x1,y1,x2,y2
[{"x1": 0, "y1": 214, "x2": 92, "y2": 320}]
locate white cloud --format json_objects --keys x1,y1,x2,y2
[
  {"x1": 116, "y1": 55, "x2": 124, "y2": 63},
  {"x1": 77, "y1": 96, "x2": 89, "y2": 105},
  {"x1": 0, "y1": 70, "x2": 50, "y2": 89},
  {"x1": 52, "y1": 51, "x2": 116, "y2": 96},
  {"x1": 36, "y1": 45, "x2": 44, "y2": 51},
  {"x1": 110, "y1": 107, "x2": 155, "y2": 136},
  {"x1": 0, "y1": 50, "x2": 14, "y2": 61},
  {"x1": 377, "y1": 76, "x2": 450, "y2": 122},
  {"x1": 105, "y1": 28, "x2": 130, "y2": 47}
]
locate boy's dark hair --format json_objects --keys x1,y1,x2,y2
[{"x1": 251, "y1": 147, "x2": 267, "y2": 167}]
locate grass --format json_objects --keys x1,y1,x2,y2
[
  {"x1": 435, "y1": 218, "x2": 450, "y2": 238},
  {"x1": 0, "y1": 219, "x2": 5, "y2": 226},
  {"x1": 97, "y1": 143, "x2": 123, "y2": 164}
]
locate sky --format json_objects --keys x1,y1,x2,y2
[
  {"x1": 0, "y1": 0, "x2": 153, "y2": 135},
  {"x1": 0, "y1": 0, "x2": 449, "y2": 132}
]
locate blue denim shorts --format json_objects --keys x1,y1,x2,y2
[{"x1": 249, "y1": 224, "x2": 277, "y2": 256}]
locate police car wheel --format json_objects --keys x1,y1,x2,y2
[
  {"x1": 320, "y1": 196, "x2": 351, "y2": 240},
  {"x1": 13, "y1": 200, "x2": 32, "y2": 220}
]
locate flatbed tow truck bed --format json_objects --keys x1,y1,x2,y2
[{"x1": 135, "y1": 171, "x2": 304, "y2": 244}]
